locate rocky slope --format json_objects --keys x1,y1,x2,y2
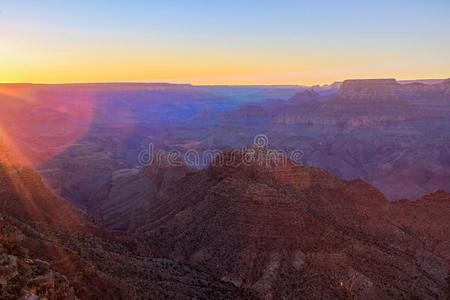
[
  {"x1": 0, "y1": 141, "x2": 256, "y2": 299},
  {"x1": 0, "y1": 235, "x2": 78, "y2": 300},
  {"x1": 132, "y1": 146, "x2": 450, "y2": 299}
]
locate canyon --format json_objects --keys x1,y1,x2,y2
[{"x1": 0, "y1": 78, "x2": 449, "y2": 298}]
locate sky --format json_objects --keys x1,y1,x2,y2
[{"x1": 0, "y1": 0, "x2": 449, "y2": 85}]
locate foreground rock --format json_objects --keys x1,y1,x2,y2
[
  {"x1": 0, "y1": 141, "x2": 256, "y2": 299},
  {"x1": 0, "y1": 236, "x2": 78, "y2": 300},
  {"x1": 133, "y1": 146, "x2": 450, "y2": 299}
]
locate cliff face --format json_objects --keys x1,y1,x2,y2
[
  {"x1": 338, "y1": 78, "x2": 450, "y2": 101},
  {"x1": 132, "y1": 146, "x2": 449, "y2": 299},
  {"x1": 92, "y1": 151, "x2": 190, "y2": 230},
  {"x1": 339, "y1": 79, "x2": 400, "y2": 98}
]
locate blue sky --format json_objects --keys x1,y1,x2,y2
[{"x1": 1, "y1": 0, "x2": 449, "y2": 84}]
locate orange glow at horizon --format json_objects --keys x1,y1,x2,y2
[
  {"x1": 2, "y1": 53, "x2": 449, "y2": 86},
  {"x1": 1, "y1": 27, "x2": 449, "y2": 86}
]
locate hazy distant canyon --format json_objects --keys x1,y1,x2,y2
[{"x1": 1, "y1": 79, "x2": 449, "y2": 211}]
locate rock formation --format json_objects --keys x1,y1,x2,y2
[
  {"x1": 0, "y1": 143, "x2": 256, "y2": 299},
  {"x1": 0, "y1": 235, "x2": 78, "y2": 300},
  {"x1": 132, "y1": 146, "x2": 450, "y2": 299}
]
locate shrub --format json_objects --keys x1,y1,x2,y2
[{"x1": 0, "y1": 235, "x2": 26, "y2": 260}]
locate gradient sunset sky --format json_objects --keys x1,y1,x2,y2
[{"x1": 1, "y1": 0, "x2": 449, "y2": 85}]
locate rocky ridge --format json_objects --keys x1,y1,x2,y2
[
  {"x1": 131, "y1": 146, "x2": 450, "y2": 299},
  {"x1": 0, "y1": 141, "x2": 256, "y2": 299}
]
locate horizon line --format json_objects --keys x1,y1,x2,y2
[{"x1": 0, "y1": 77, "x2": 448, "y2": 87}]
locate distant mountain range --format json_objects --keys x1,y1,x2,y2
[{"x1": 1, "y1": 78, "x2": 449, "y2": 206}]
